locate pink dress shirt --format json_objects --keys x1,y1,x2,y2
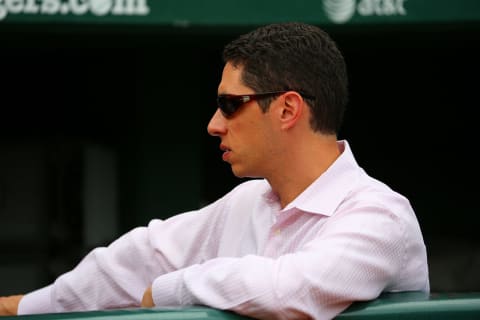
[{"x1": 18, "y1": 140, "x2": 429, "y2": 319}]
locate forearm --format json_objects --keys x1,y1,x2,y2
[
  {"x1": 150, "y1": 255, "x2": 355, "y2": 320},
  {"x1": 18, "y1": 226, "x2": 163, "y2": 313},
  {"x1": 16, "y1": 210, "x2": 221, "y2": 314}
]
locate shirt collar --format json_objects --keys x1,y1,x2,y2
[{"x1": 277, "y1": 140, "x2": 360, "y2": 216}]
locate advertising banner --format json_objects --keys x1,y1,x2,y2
[{"x1": 1, "y1": 0, "x2": 479, "y2": 27}]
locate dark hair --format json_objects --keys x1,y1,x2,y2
[{"x1": 223, "y1": 22, "x2": 348, "y2": 134}]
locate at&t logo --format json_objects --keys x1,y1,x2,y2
[{"x1": 323, "y1": 0, "x2": 407, "y2": 24}]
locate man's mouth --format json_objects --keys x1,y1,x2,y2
[{"x1": 220, "y1": 144, "x2": 232, "y2": 161}]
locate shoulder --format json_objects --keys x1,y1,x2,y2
[
  {"x1": 351, "y1": 171, "x2": 415, "y2": 222},
  {"x1": 337, "y1": 172, "x2": 425, "y2": 256}
]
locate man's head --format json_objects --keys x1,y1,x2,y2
[
  {"x1": 208, "y1": 22, "x2": 348, "y2": 179},
  {"x1": 222, "y1": 22, "x2": 348, "y2": 135}
]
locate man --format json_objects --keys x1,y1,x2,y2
[{"x1": 1, "y1": 22, "x2": 429, "y2": 319}]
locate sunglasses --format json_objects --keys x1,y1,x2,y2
[
  {"x1": 216, "y1": 91, "x2": 286, "y2": 118},
  {"x1": 216, "y1": 91, "x2": 315, "y2": 118}
]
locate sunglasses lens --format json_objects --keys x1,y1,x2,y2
[{"x1": 217, "y1": 96, "x2": 240, "y2": 117}]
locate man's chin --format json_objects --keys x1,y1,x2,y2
[
  {"x1": 231, "y1": 168, "x2": 245, "y2": 178},
  {"x1": 230, "y1": 167, "x2": 261, "y2": 179}
]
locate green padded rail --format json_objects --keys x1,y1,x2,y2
[
  {"x1": 2, "y1": 292, "x2": 480, "y2": 319},
  {"x1": 0, "y1": 307, "x2": 249, "y2": 320},
  {"x1": 337, "y1": 292, "x2": 480, "y2": 319}
]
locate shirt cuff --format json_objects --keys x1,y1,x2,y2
[
  {"x1": 152, "y1": 269, "x2": 190, "y2": 307},
  {"x1": 17, "y1": 285, "x2": 54, "y2": 315}
]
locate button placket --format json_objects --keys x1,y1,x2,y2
[{"x1": 262, "y1": 208, "x2": 296, "y2": 258}]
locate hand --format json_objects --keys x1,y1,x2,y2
[
  {"x1": 0, "y1": 295, "x2": 23, "y2": 315},
  {"x1": 141, "y1": 286, "x2": 154, "y2": 307}
]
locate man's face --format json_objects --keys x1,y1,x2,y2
[{"x1": 207, "y1": 63, "x2": 278, "y2": 178}]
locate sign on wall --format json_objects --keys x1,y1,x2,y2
[{"x1": 0, "y1": 0, "x2": 479, "y2": 26}]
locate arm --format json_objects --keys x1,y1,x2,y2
[
  {"x1": 18, "y1": 204, "x2": 226, "y2": 314},
  {"x1": 148, "y1": 207, "x2": 427, "y2": 320},
  {"x1": 0, "y1": 295, "x2": 23, "y2": 315}
]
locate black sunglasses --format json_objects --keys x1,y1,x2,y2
[{"x1": 216, "y1": 91, "x2": 315, "y2": 118}]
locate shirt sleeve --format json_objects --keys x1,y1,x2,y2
[
  {"x1": 17, "y1": 201, "x2": 227, "y2": 314},
  {"x1": 151, "y1": 205, "x2": 426, "y2": 320},
  {"x1": 18, "y1": 285, "x2": 53, "y2": 314}
]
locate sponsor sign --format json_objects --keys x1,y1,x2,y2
[
  {"x1": 0, "y1": 0, "x2": 478, "y2": 26},
  {"x1": 324, "y1": 0, "x2": 407, "y2": 24},
  {"x1": 0, "y1": 0, "x2": 150, "y2": 21}
]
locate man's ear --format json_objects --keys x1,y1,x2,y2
[{"x1": 279, "y1": 91, "x2": 304, "y2": 130}]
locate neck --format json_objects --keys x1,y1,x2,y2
[{"x1": 267, "y1": 135, "x2": 341, "y2": 209}]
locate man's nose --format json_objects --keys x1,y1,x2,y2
[{"x1": 207, "y1": 109, "x2": 227, "y2": 136}]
